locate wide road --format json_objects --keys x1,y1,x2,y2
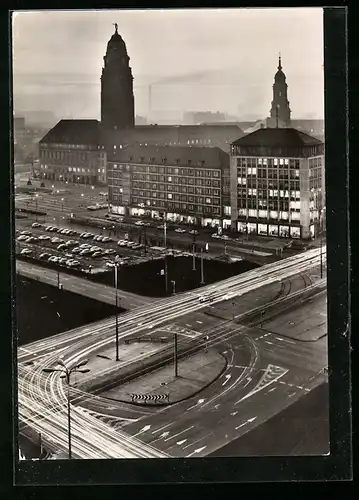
[
  {"x1": 16, "y1": 260, "x2": 154, "y2": 310},
  {"x1": 18, "y1": 247, "x2": 327, "y2": 458}
]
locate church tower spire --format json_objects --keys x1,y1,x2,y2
[
  {"x1": 100, "y1": 24, "x2": 135, "y2": 130},
  {"x1": 269, "y1": 53, "x2": 291, "y2": 128}
]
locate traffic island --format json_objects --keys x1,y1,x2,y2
[{"x1": 99, "y1": 349, "x2": 227, "y2": 405}]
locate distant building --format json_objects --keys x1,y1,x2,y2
[
  {"x1": 107, "y1": 145, "x2": 229, "y2": 228},
  {"x1": 14, "y1": 116, "x2": 25, "y2": 132},
  {"x1": 101, "y1": 23, "x2": 135, "y2": 130},
  {"x1": 102, "y1": 124, "x2": 243, "y2": 155},
  {"x1": 268, "y1": 55, "x2": 291, "y2": 128},
  {"x1": 230, "y1": 128, "x2": 325, "y2": 239},
  {"x1": 183, "y1": 111, "x2": 227, "y2": 125},
  {"x1": 38, "y1": 120, "x2": 107, "y2": 185}
]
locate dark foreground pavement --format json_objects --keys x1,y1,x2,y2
[{"x1": 209, "y1": 382, "x2": 329, "y2": 457}]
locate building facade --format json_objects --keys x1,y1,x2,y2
[
  {"x1": 100, "y1": 23, "x2": 135, "y2": 130},
  {"x1": 107, "y1": 145, "x2": 229, "y2": 228},
  {"x1": 38, "y1": 120, "x2": 107, "y2": 185},
  {"x1": 230, "y1": 128, "x2": 325, "y2": 239}
]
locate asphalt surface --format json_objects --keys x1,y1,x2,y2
[{"x1": 18, "y1": 249, "x2": 328, "y2": 458}]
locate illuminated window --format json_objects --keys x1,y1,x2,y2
[{"x1": 168, "y1": 193, "x2": 173, "y2": 199}]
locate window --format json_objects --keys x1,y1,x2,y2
[
  {"x1": 174, "y1": 168, "x2": 179, "y2": 175},
  {"x1": 113, "y1": 145, "x2": 117, "y2": 150},
  {"x1": 274, "y1": 158, "x2": 278, "y2": 166},
  {"x1": 280, "y1": 158, "x2": 284, "y2": 165},
  {"x1": 168, "y1": 176, "x2": 172, "y2": 182},
  {"x1": 205, "y1": 198, "x2": 211, "y2": 204},
  {"x1": 168, "y1": 193, "x2": 173, "y2": 199}
]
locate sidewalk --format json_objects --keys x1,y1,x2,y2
[{"x1": 100, "y1": 349, "x2": 226, "y2": 405}]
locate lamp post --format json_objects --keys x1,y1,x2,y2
[
  {"x1": 114, "y1": 257, "x2": 120, "y2": 361},
  {"x1": 192, "y1": 231, "x2": 196, "y2": 271},
  {"x1": 171, "y1": 279, "x2": 176, "y2": 295},
  {"x1": 163, "y1": 214, "x2": 168, "y2": 293},
  {"x1": 174, "y1": 333, "x2": 178, "y2": 377},
  {"x1": 200, "y1": 248, "x2": 205, "y2": 285},
  {"x1": 35, "y1": 193, "x2": 39, "y2": 222},
  {"x1": 42, "y1": 358, "x2": 90, "y2": 459},
  {"x1": 61, "y1": 197, "x2": 64, "y2": 212}
]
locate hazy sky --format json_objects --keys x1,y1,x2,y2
[{"x1": 12, "y1": 8, "x2": 324, "y2": 121}]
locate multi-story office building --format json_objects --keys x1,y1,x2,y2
[
  {"x1": 38, "y1": 120, "x2": 107, "y2": 185},
  {"x1": 107, "y1": 145, "x2": 229, "y2": 228},
  {"x1": 230, "y1": 128, "x2": 325, "y2": 239}
]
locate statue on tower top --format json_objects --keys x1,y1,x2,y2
[{"x1": 113, "y1": 22, "x2": 118, "y2": 33}]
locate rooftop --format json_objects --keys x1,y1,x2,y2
[
  {"x1": 232, "y1": 127, "x2": 323, "y2": 148},
  {"x1": 40, "y1": 120, "x2": 101, "y2": 146},
  {"x1": 110, "y1": 145, "x2": 229, "y2": 169}
]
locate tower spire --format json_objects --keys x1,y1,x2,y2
[
  {"x1": 113, "y1": 22, "x2": 118, "y2": 34},
  {"x1": 278, "y1": 52, "x2": 282, "y2": 71}
]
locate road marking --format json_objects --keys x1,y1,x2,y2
[
  {"x1": 214, "y1": 404, "x2": 220, "y2": 409},
  {"x1": 187, "y1": 446, "x2": 206, "y2": 457},
  {"x1": 230, "y1": 411, "x2": 238, "y2": 416},
  {"x1": 247, "y1": 417, "x2": 257, "y2": 423},
  {"x1": 196, "y1": 321, "x2": 203, "y2": 324},
  {"x1": 268, "y1": 387, "x2": 276, "y2": 393},
  {"x1": 152, "y1": 422, "x2": 172, "y2": 435},
  {"x1": 133, "y1": 424, "x2": 151, "y2": 437},
  {"x1": 288, "y1": 392, "x2": 296, "y2": 398},
  {"x1": 176, "y1": 439, "x2": 187, "y2": 446},
  {"x1": 222, "y1": 374, "x2": 231, "y2": 386},
  {"x1": 281, "y1": 338, "x2": 296, "y2": 344},
  {"x1": 297, "y1": 386, "x2": 304, "y2": 390},
  {"x1": 185, "y1": 324, "x2": 192, "y2": 328},
  {"x1": 243, "y1": 377, "x2": 252, "y2": 388},
  {"x1": 187, "y1": 398, "x2": 205, "y2": 411},
  {"x1": 235, "y1": 422, "x2": 248, "y2": 430},
  {"x1": 159, "y1": 431, "x2": 170, "y2": 439},
  {"x1": 265, "y1": 341, "x2": 273, "y2": 345},
  {"x1": 164, "y1": 425, "x2": 194, "y2": 442}
]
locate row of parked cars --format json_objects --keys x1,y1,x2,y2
[
  {"x1": 38, "y1": 253, "x2": 81, "y2": 268},
  {"x1": 117, "y1": 239, "x2": 143, "y2": 250},
  {"x1": 70, "y1": 243, "x2": 117, "y2": 258}
]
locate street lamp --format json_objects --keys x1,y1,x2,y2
[
  {"x1": 114, "y1": 256, "x2": 120, "y2": 361},
  {"x1": 35, "y1": 193, "x2": 39, "y2": 222},
  {"x1": 61, "y1": 197, "x2": 64, "y2": 212},
  {"x1": 42, "y1": 358, "x2": 90, "y2": 459}
]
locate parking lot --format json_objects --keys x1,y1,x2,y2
[{"x1": 15, "y1": 222, "x2": 191, "y2": 275}]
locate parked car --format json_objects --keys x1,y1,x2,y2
[
  {"x1": 20, "y1": 248, "x2": 32, "y2": 255},
  {"x1": 175, "y1": 228, "x2": 186, "y2": 233},
  {"x1": 135, "y1": 220, "x2": 144, "y2": 226},
  {"x1": 126, "y1": 241, "x2": 136, "y2": 247},
  {"x1": 71, "y1": 247, "x2": 81, "y2": 254},
  {"x1": 48, "y1": 256, "x2": 58, "y2": 263},
  {"x1": 92, "y1": 251, "x2": 102, "y2": 258},
  {"x1": 20, "y1": 230, "x2": 31, "y2": 236},
  {"x1": 31, "y1": 222, "x2": 41, "y2": 228},
  {"x1": 17, "y1": 235, "x2": 29, "y2": 241},
  {"x1": 189, "y1": 229, "x2": 199, "y2": 235},
  {"x1": 57, "y1": 244, "x2": 67, "y2": 250},
  {"x1": 102, "y1": 236, "x2": 111, "y2": 242},
  {"x1": 38, "y1": 253, "x2": 50, "y2": 260},
  {"x1": 26, "y1": 236, "x2": 38, "y2": 243},
  {"x1": 38, "y1": 235, "x2": 51, "y2": 240},
  {"x1": 58, "y1": 257, "x2": 68, "y2": 264},
  {"x1": 221, "y1": 235, "x2": 230, "y2": 240},
  {"x1": 80, "y1": 249, "x2": 92, "y2": 255},
  {"x1": 211, "y1": 233, "x2": 221, "y2": 239},
  {"x1": 117, "y1": 240, "x2": 127, "y2": 246},
  {"x1": 105, "y1": 261, "x2": 116, "y2": 268}
]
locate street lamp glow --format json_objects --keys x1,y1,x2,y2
[{"x1": 42, "y1": 358, "x2": 90, "y2": 459}]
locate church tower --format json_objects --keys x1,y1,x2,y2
[
  {"x1": 269, "y1": 54, "x2": 291, "y2": 127},
  {"x1": 101, "y1": 23, "x2": 135, "y2": 129}
]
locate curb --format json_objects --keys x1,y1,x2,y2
[{"x1": 101, "y1": 350, "x2": 228, "y2": 407}]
